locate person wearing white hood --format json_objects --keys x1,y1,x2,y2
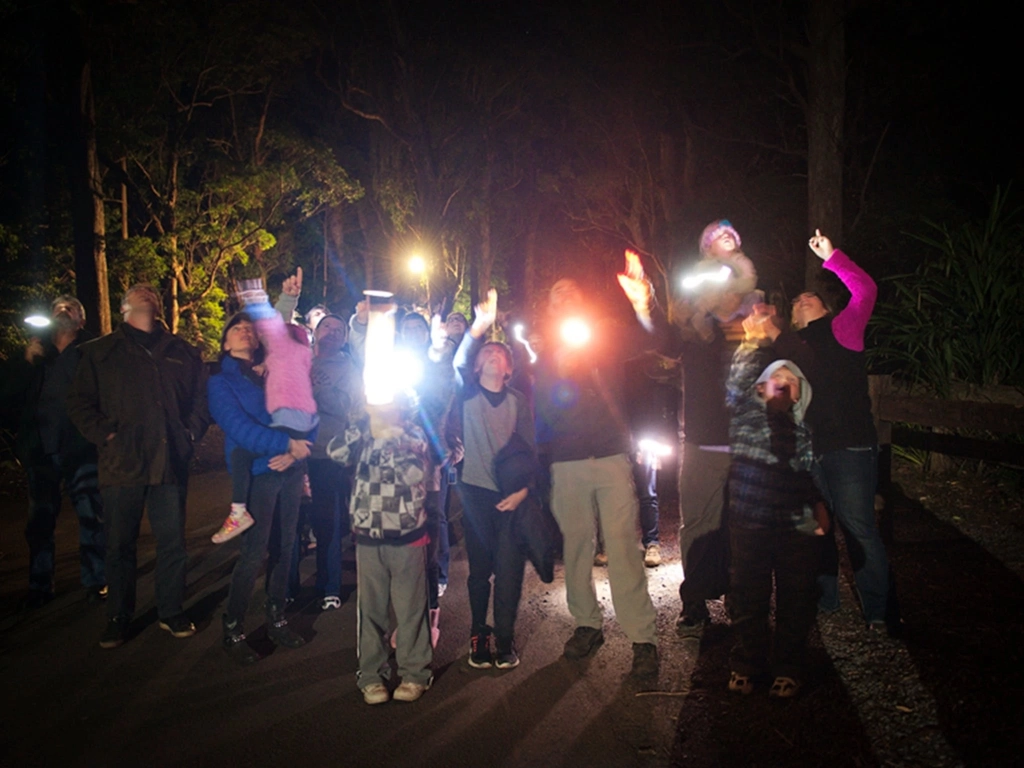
[{"x1": 723, "y1": 305, "x2": 830, "y2": 699}]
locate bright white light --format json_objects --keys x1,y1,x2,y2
[
  {"x1": 638, "y1": 438, "x2": 673, "y2": 458},
  {"x1": 24, "y1": 315, "x2": 51, "y2": 328},
  {"x1": 392, "y1": 348, "x2": 424, "y2": 392},
  {"x1": 408, "y1": 255, "x2": 426, "y2": 274},
  {"x1": 512, "y1": 323, "x2": 537, "y2": 364},
  {"x1": 681, "y1": 264, "x2": 732, "y2": 291},
  {"x1": 560, "y1": 317, "x2": 591, "y2": 348},
  {"x1": 363, "y1": 291, "x2": 396, "y2": 405}
]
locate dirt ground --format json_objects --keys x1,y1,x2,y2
[{"x1": 1, "y1": 432, "x2": 1021, "y2": 767}]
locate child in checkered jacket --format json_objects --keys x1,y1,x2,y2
[
  {"x1": 328, "y1": 402, "x2": 433, "y2": 704},
  {"x1": 724, "y1": 305, "x2": 829, "y2": 700}
]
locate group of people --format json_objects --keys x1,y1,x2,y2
[{"x1": 4, "y1": 218, "x2": 894, "y2": 705}]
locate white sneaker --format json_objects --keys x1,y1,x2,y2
[
  {"x1": 643, "y1": 544, "x2": 662, "y2": 567},
  {"x1": 437, "y1": 582, "x2": 448, "y2": 598},
  {"x1": 393, "y1": 679, "x2": 431, "y2": 702},
  {"x1": 362, "y1": 683, "x2": 389, "y2": 705},
  {"x1": 321, "y1": 595, "x2": 341, "y2": 611}
]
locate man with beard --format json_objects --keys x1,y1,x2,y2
[{"x1": 5, "y1": 296, "x2": 106, "y2": 610}]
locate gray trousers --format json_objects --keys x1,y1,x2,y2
[
  {"x1": 355, "y1": 542, "x2": 432, "y2": 688},
  {"x1": 677, "y1": 446, "x2": 731, "y2": 615},
  {"x1": 550, "y1": 453, "x2": 658, "y2": 645}
]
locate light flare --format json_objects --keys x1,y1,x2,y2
[
  {"x1": 24, "y1": 315, "x2": 52, "y2": 329},
  {"x1": 560, "y1": 317, "x2": 591, "y2": 348},
  {"x1": 512, "y1": 323, "x2": 537, "y2": 364},
  {"x1": 681, "y1": 264, "x2": 732, "y2": 291}
]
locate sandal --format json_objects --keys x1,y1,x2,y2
[
  {"x1": 769, "y1": 676, "x2": 800, "y2": 698},
  {"x1": 728, "y1": 670, "x2": 754, "y2": 695}
]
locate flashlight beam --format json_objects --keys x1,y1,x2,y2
[{"x1": 24, "y1": 315, "x2": 51, "y2": 328}]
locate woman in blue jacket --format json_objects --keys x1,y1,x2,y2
[{"x1": 208, "y1": 313, "x2": 312, "y2": 664}]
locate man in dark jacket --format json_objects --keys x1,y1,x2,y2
[
  {"x1": 67, "y1": 284, "x2": 209, "y2": 649},
  {"x1": 533, "y1": 256, "x2": 661, "y2": 680},
  {"x1": 4, "y1": 296, "x2": 105, "y2": 610}
]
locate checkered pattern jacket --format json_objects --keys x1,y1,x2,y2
[
  {"x1": 327, "y1": 414, "x2": 429, "y2": 545},
  {"x1": 726, "y1": 342, "x2": 822, "y2": 531}
]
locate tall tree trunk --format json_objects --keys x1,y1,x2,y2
[
  {"x1": 476, "y1": 143, "x2": 495, "y2": 303},
  {"x1": 74, "y1": 58, "x2": 111, "y2": 335},
  {"x1": 805, "y1": 0, "x2": 846, "y2": 289}
]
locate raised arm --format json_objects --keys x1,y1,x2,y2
[{"x1": 809, "y1": 230, "x2": 877, "y2": 351}]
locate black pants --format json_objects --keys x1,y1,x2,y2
[
  {"x1": 458, "y1": 482, "x2": 526, "y2": 643},
  {"x1": 225, "y1": 464, "x2": 304, "y2": 623},
  {"x1": 102, "y1": 484, "x2": 187, "y2": 621},
  {"x1": 728, "y1": 525, "x2": 820, "y2": 681}
]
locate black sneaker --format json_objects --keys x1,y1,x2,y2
[
  {"x1": 563, "y1": 626, "x2": 604, "y2": 660},
  {"x1": 468, "y1": 632, "x2": 493, "y2": 669},
  {"x1": 223, "y1": 621, "x2": 259, "y2": 666},
  {"x1": 159, "y1": 614, "x2": 196, "y2": 638},
  {"x1": 494, "y1": 638, "x2": 520, "y2": 669},
  {"x1": 675, "y1": 612, "x2": 709, "y2": 638},
  {"x1": 20, "y1": 590, "x2": 53, "y2": 613},
  {"x1": 630, "y1": 643, "x2": 659, "y2": 678},
  {"x1": 99, "y1": 616, "x2": 129, "y2": 649}
]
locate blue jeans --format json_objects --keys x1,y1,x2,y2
[
  {"x1": 307, "y1": 459, "x2": 351, "y2": 598},
  {"x1": 102, "y1": 484, "x2": 187, "y2": 621},
  {"x1": 815, "y1": 446, "x2": 890, "y2": 623},
  {"x1": 633, "y1": 458, "x2": 659, "y2": 547},
  {"x1": 436, "y1": 461, "x2": 454, "y2": 586},
  {"x1": 26, "y1": 456, "x2": 106, "y2": 594}
]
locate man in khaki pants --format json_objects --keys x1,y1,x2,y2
[{"x1": 533, "y1": 257, "x2": 661, "y2": 680}]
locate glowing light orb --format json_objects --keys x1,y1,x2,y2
[
  {"x1": 638, "y1": 438, "x2": 673, "y2": 458},
  {"x1": 560, "y1": 317, "x2": 591, "y2": 348},
  {"x1": 681, "y1": 264, "x2": 732, "y2": 291},
  {"x1": 24, "y1": 315, "x2": 51, "y2": 328},
  {"x1": 408, "y1": 255, "x2": 426, "y2": 275}
]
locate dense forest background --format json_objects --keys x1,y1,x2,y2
[{"x1": 1, "y1": 0, "x2": 1020, "y2": 389}]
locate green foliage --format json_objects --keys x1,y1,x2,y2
[{"x1": 869, "y1": 188, "x2": 1024, "y2": 395}]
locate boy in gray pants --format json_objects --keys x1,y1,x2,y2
[{"x1": 329, "y1": 403, "x2": 433, "y2": 704}]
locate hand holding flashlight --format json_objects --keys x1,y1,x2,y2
[{"x1": 25, "y1": 338, "x2": 45, "y2": 363}]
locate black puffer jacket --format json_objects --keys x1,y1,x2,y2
[{"x1": 67, "y1": 325, "x2": 209, "y2": 488}]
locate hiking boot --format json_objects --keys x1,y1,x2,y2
[
  {"x1": 630, "y1": 643, "x2": 659, "y2": 678},
  {"x1": 494, "y1": 638, "x2": 520, "y2": 669},
  {"x1": 393, "y1": 679, "x2": 431, "y2": 702},
  {"x1": 222, "y1": 616, "x2": 258, "y2": 665},
  {"x1": 769, "y1": 676, "x2": 800, "y2": 698},
  {"x1": 468, "y1": 631, "x2": 493, "y2": 669},
  {"x1": 362, "y1": 683, "x2": 390, "y2": 705},
  {"x1": 159, "y1": 614, "x2": 196, "y2": 638},
  {"x1": 643, "y1": 544, "x2": 662, "y2": 568},
  {"x1": 266, "y1": 599, "x2": 306, "y2": 648},
  {"x1": 563, "y1": 626, "x2": 604, "y2": 660},
  {"x1": 99, "y1": 616, "x2": 130, "y2": 649},
  {"x1": 728, "y1": 670, "x2": 754, "y2": 695}
]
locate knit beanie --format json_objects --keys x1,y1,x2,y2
[{"x1": 699, "y1": 219, "x2": 742, "y2": 256}]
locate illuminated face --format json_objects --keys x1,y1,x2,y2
[
  {"x1": 791, "y1": 292, "x2": 828, "y2": 330},
  {"x1": 223, "y1": 320, "x2": 258, "y2": 356},
  {"x1": 445, "y1": 315, "x2": 468, "y2": 338},
  {"x1": 475, "y1": 343, "x2": 511, "y2": 381},
  {"x1": 51, "y1": 299, "x2": 84, "y2": 330},
  {"x1": 307, "y1": 307, "x2": 327, "y2": 331},
  {"x1": 548, "y1": 279, "x2": 584, "y2": 317},
  {"x1": 709, "y1": 231, "x2": 738, "y2": 256},
  {"x1": 400, "y1": 315, "x2": 430, "y2": 348},
  {"x1": 759, "y1": 365, "x2": 801, "y2": 407},
  {"x1": 314, "y1": 316, "x2": 346, "y2": 355}
]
